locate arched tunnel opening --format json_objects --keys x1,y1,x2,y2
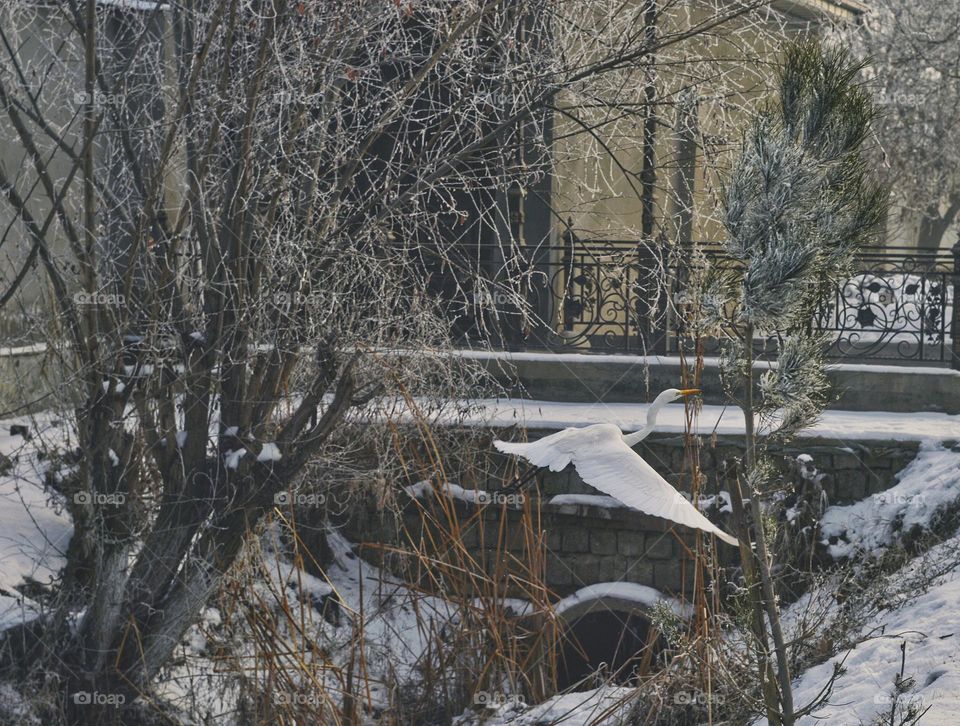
[{"x1": 557, "y1": 609, "x2": 666, "y2": 692}]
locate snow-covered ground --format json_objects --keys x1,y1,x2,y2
[
  {"x1": 2, "y1": 402, "x2": 960, "y2": 724},
  {"x1": 453, "y1": 349, "x2": 960, "y2": 378},
  {"x1": 454, "y1": 686, "x2": 636, "y2": 725},
  {"x1": 763, "y1": 533, "x2": 960, "y2": 725},
  {"x1": 821, "y1": 441, "x2": 960, "y2": 559},
  {"x1": 0, "y1": 417, "x2": 71, "y2": 630},
  {"x1": 758, "y1": 443, "x2": 960, "y2": 725},
  {"x1": 156, "y1": 525, "x2": 467, "y2": 720}
]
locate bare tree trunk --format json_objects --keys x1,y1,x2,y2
[
  {"x1": 640, "y1": 0, "x2": 658, "y2": 240},
  {"x1": 727, "y1": 471, "x2": 782, "y2": 726},
  {"x1": 917, "y1": 195, "x2": 960, "y2": 251},
  {"x1": 742, "y1": 324, "x2": 795, "y2": 726}
]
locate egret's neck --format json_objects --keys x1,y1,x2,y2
[{"x1": 623, "y1": 401, "x2": 663, "y2": 447}]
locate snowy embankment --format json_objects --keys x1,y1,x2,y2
[
  {"x1": 758, "y1": 443, "x2": 960, "y2": 725},
  {"x1": 766, "y1": 535, "x2": 960, "y2": 725},
  {"x1": 0, "y1": 411, "x2": 675, "y2": 723},
  {"x1": 158, "y1": 525, "x2": 464, "y2": 719},
  {"x1": 0, "y1": 417, "x2": 72, "y2": 630},
  {"x1": 821, "y1": 440, "x2": 960, "y2": 559},
  {"x1": 0, "y1": 413, "x2": 462, "y2": 719},
  {"x1": 453, "y1": 686, "x2": 636, "y2": 726},
  {"x1": 3, "y1": 403, "x2": 959, "y2": 723}
]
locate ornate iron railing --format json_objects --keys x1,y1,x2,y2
[
  {"x1": 521, "y1": 239, "x2": 668, "y2": 354},
  {"x1": 471, "y1": 238, "x2": 960, "y2": 367},
  {"x1": 815, "y1": 247, "x2": 955, "y2": 363}
]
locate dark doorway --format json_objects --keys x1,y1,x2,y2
[{"x1": 557, "y1": 610, "x2": 665, "y2": 691}]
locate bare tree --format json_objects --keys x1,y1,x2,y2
[
  {"x1": 0, "y1": 0, "x2": 816, "y2": 721},
  {"x1": 839, "y1": 0, "x2": 960, "y2": 250}
]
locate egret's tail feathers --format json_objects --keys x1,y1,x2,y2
[
  {"x1": 492, "y1": 439, "x2": 522, "y2": 454},
  {"x1": 493, "y1": 436, "x2": 573, "y2": 472}
]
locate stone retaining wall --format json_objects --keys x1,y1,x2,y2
[
  {"x1": 510, "y1": 432, "x2": 920, "y2": 507},
  {"x1": 339, "y1": 431, "x2": 919, "y2": 599}
]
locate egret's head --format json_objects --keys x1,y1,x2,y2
[{"x1": 659, "y1": 387, "x2": 701, "y2": 403}]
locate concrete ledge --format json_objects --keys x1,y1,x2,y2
[
  {"x1": 461, "y1": 350, "x2": 960, "y2": 414},
  {"x1": 474, "y1": 403, "x2": 960, "y2": 443}
]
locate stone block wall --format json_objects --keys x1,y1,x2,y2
[
  {"x1": 337, "y1": 430, "x2": 920, "y2": 600},
  {"x1": 483, "y1": 430, "x2": 920, "y2": 507},
  {"x1": 375, "y1": 496, "x2": 700, "y2": 598}
]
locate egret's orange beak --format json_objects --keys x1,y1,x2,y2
[{"x1": 677, "y1": 388, "x2": 701, "y2": 396}]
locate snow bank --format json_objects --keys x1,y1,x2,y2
[
  {"x1": 0, "y1": 417, "x2": 73, "y2": 630},
  {"x1": 158, "y1": 524, "x2": 466, "y2": 719},
  {"x1": 548, "y1": 494, "x2": 625, "y2": 509},
  {"x1": 455, "y1": 685, "x2": 636, "y2": 725},
  {"x1": 453, "y1": 349, "x2": 960, "y2": 378},
  {"x1": 820, "y1": 442, "x2": 960, "y2": 559},
  {"x1": 760, "y1": 535, "x2": 960, "y2": 725}
]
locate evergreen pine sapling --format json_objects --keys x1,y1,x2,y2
[{"x1": 707, "y1": 40, "x2": 888, "y2": 725}]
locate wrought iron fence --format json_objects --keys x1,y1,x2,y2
[
  {"x1": 815, "y1": 247, "x2": 955, "y2": 363},
  {"x1": 520, "y1": 238, "x2": 668, "y2": 354},
  {"x1": 474, "y1": 237, "x2": 959, "y2": 367}
]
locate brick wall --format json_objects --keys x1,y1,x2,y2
[{"x1": 337, "y1": 431, "x2": 920, "y2": 599}]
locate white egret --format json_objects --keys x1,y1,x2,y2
[{"x1": 494, "y1": 388, "x2": 739, "y2": 546}]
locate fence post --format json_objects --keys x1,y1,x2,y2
[
  {"x1": 561, "y1": 219, "x2": 576, "y2": 333},
  {"x1": 952, "y1": 242, "x2": 960, "y2": 369}
]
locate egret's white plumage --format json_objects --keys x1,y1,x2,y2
[{"x1": 494, "y1": 389, "x2": 739, "y2": 547}]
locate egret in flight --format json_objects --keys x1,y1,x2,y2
[{"x1": 494, "y1": 388, "x2": 739, "y2": 546}]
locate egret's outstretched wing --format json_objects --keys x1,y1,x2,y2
[
  {"x1": 571, "y1": 438, "x2": 739, "y2": 546},
  {"x1": 493, "y1": 427, "x2": 588, "y2": 472}
]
